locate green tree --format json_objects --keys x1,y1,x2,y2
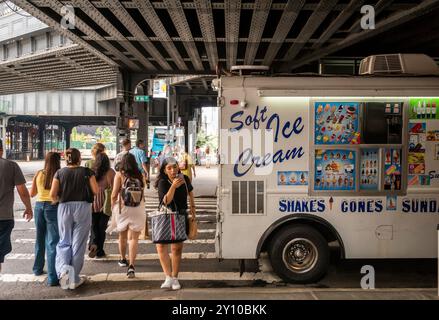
[
  {"x1": 71, "y1": 127, "x2": 78, "y2": 141},
  {"x1": 100, "y1": 127, "x2": 113, "y2": 143}
]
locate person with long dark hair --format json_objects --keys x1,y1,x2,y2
[
  {"x1": 88, "y1": 152, "x2": 115, "y2": 258},
  {"x1": 110, "y1": 153, "x2": 145, "y2": 278},
  {"x1": 30, "y1": 152, "x2": 61, "y2": 286},
  {"x1": 154, "y1": 157, "x2": 196, "y2": 290},
  {"x1": 50, "y1": 148, "x2": 98, "y2": 290}
]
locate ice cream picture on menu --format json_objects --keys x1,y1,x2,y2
[{"x1": 315, "y1": 102, "x2": 360, "y2": 145}]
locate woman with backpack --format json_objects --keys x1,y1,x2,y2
[
  {"x1": 88, "y1": 152, "x2": 115, "y2": 259},
  {"x1": 50, "y1": 148, "x2": 98, "y2": 290},
  {"x1": 30, "y1": 152, "x2": 61, "y2": 286},
  {"x1": 110, "y1": 153, "x2": 145, "y2": 278},
  {"x1": 154, "y1": 157, "x2": 196, "y2": 290}
]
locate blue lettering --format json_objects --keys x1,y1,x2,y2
[
  {"x1": 230, "y1": 111, "x2": 244, "y2": 131},
  {"x1": 294, "y1": 201, "x2": 302, "y2": 212},
  {"x1": 309, "y1": 200, "x2": 316, "y2": 212},
  {"x1": 341, "y1": 201, "x2": 348, "y2": 213},
  {"x1": 260, "y1": 106, "x2": 268, "y2": 122},
  {"x1": 285, "y1": 147, "x2": 305, "y2": 160},
  {"x1": 412, "y1": 200, "x2": 419, "y2": 213},
  {"x1": 429, "y1": 200, "x2": 437, "y2": 212},
  {"x1": 402, "y1": 199, "x2": 410, "y2": 212},
  {"x1": 266, "y1": 113, "x2": 281, "y2": 142},
  {"x1": 301, "y1": 200, "x2": 309, "y2": 212},
  {"x1": 375, "y1": 200, "x2": 383, "y2": 212},
  {"x1": 245, "y1": 114, "x2": 252, "y2": 126},
  {"x1": 233, "y1": 148, "x2": 253, "y2": 177},
  {"x1": 318, "y1": 200, "x2": 325, "y2": 212},
  {"x1": 367, "y1": 200, "x2": 374, "y2": 213},
  {"x1": 350, "y1": 201, "x2": 357, "y2": 212},
  {"x1": 279, "y1": 200, "x2": 286, "y2": 212},
  {"x1": 420, "y1": 200, "x2": 428, "y2": 212}
]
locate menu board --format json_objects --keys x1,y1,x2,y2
[
  {"x1": 384, "y1": 148, "x2": 402, "y2": 190},
  {"x1": 314, "y1": 149, "x2": 356, "y2": 191},
  {"x1": 360, "y1": 149, "x2": 379, "y2": 190},
  {"x1": 315, "y1": 102, "x2": 360, "y2": 145}
]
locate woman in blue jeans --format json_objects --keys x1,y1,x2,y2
[{"x1": 30, "y1": 152, "x2": 61, "y2": 286}]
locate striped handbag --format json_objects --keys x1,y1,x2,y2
[{"x1": 149, "y1": 197, "x2": 187, "y2": 243}]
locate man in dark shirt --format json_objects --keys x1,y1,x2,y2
[{"x1": 0, "y1": 139, "x2": 33, "y2": 273}]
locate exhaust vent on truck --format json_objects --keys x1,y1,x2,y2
[
  {"x1": 359, "y1": 54, "x2": 439, "y2": 75},
  {"x1": 232, "y1": 181, "x2": 264, "y2": 214}
]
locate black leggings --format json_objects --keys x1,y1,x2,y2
[{"x1": 89, "y1": 212, "x2": 110, "y2": 255}]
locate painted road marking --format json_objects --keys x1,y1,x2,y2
[
  {"x1": 15, "y1": 238, "x2": 215, "y2": 244},
  {"x1": 0, "y1": 272, "x2": 281, "y2": 283},
  {"x1": 5, "y1": 252, "x2": 217, "y2": 261}
]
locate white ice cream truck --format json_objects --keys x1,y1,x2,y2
[{"x1": 215, "y1": 54, "x2": 439, "y2": 283}]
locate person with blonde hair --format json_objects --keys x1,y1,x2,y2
[{"x1": 85, "y1": 142, "x2": 106, "y2": 169}]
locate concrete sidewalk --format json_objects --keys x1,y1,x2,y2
[
  {"x1": 145, "y1": 165, "x2": 218, "y2": 198},
  {"x1": 71, "y1": 287, "x2": 439, "y2": 300}
]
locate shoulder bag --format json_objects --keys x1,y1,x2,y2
[
  {"x1": 183, "y1": 178, "x2": 198, "y2": 240},
  {"x1": 149, "y1": 194, "x2": 187, "y2": 243}
]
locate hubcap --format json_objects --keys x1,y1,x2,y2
[{"x1": 282, "y1": 238, "x2": 318, "y2": 274}]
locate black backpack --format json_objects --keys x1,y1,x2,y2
[{"x1": 121, "y1": 177, "x2": 143, "y2": 207}]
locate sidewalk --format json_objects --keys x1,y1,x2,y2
[
  {"x1": 70, "y1": 287, "x2": 439, "y2": 300},
  {"x1": 145, "y1": 165, "x2": 218, "y2": 199}
]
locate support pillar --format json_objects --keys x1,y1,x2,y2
[
  {"x1": 38, "y1": 120, "x2": 45, "y2": 159},
  {"x1": 64, "y1": 125, "x2": 73, "y2": 150}
]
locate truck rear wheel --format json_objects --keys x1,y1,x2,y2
[{"x1": 268, "y1": 225, "x2": 329, "y2": 283}]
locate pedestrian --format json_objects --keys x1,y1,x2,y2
[
  {"x1": 0, "y1": 139, "x2": 33, "y2": 273},
  {"x1": 110, "y1": 153, "x2": 145, "y2": 278},
  {"x1": 194, "y1": 146, "x2": 201, "y2": 166},
  {"x1": 154, "y1": 157, "x2": 196, "y2": 290},
  {"x1": 114, "y1": 139, "x2": 131, "y2": 172},
  {"x1": 88, "y1": 152, "x2": 115, "y2": 259},
  {"x1": 50, "y1": 148, "x2": 98, "y2": 290},
  {"x1": 85, "y1": 143, "x2": 106, "y2": 169},
  {"x1": 205, "y1": 146, "x2": 211, "y2": 169},
  {"x1": 178, "y1": 151, "x2": 196, "y2": 182},
  {"x1": 129, "y1": 139, "x2": 150, "y2": 189},
  {"x1": 29, "y1": 152, "x2": 61, "y2": 286},
  {"x1": 216, "y1": 148, "x2": 220, "y2": 165}
]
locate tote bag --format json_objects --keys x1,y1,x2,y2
[{"x1": 149, "y1": 197, "x2": 187, "y2": 243}]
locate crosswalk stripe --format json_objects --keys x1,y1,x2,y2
[
  {"x1": 12, "y1": 228, "x2": 216, "y2": 234},
  {"x1": 5, "y1": 252, "x2": 217, "y2": 261},
  {"x1": 15, "y1": 239, "x2": 215, "y2": 244},
  {"x1": 0, "y1": 272, "x2": 281, "y2": 283}
]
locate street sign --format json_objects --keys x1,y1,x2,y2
[{"x1": 134, "y1": 95, "x2": 151, "y2": 102}]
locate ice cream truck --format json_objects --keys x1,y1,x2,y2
[{"x1": 215, "y1": 54, "x2": 439, "y2": 283}]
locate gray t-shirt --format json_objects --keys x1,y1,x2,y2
[{"x1": 0, "y1": 158, "x2": 26, "y2": 220}]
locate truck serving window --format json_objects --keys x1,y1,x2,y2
[{"x1": 311, "y1": 101, "x2": 407, "y2": 196}]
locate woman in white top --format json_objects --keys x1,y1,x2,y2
[{"x1": 110, "y1": 153, "x2": 145, "y2": 279}]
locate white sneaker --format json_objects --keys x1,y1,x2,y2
[
  {"x1": 69, "y1": 276, "x2": 86, "y2": 290},
  {"x1": 59, "y1": 272, "x2": 70, "y2": 290},
  {"x1": 160, "y1": 276, "x2": 173, "y2": 289},
  {"x1": 171, "y1": 278, "x2": 181, "y2": 290}
]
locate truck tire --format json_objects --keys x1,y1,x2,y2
[{"x1": 268, "y1": 224, "x2": 330, "y2": 283}]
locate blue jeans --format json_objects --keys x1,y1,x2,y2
[{"x1": 33, "y1": 202, "x2": 59, "y2": 285}]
